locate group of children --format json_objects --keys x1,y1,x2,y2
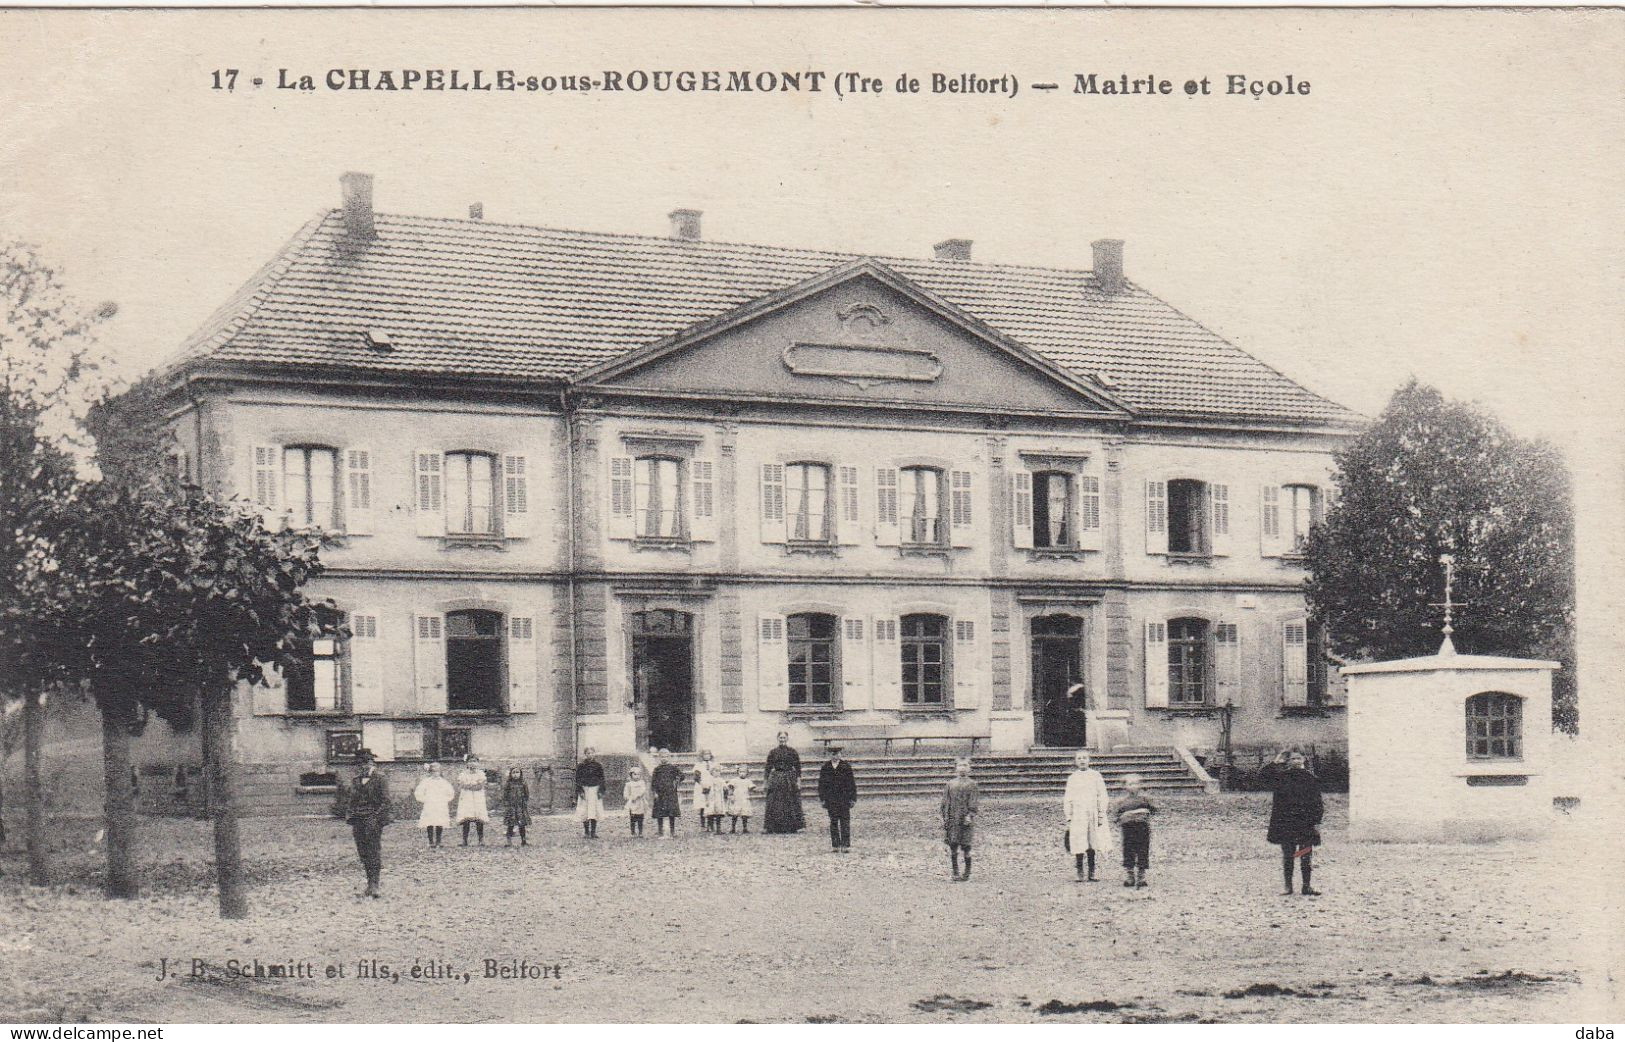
[
  {"x1": 621, "y1": 752, "x2": 757, "y2": 838},
  {"x1": 410, "y1": 756, "x2": 534, "y2": 848}
]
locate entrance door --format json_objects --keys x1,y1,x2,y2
[
  {"x1": 631, "y1": 610, "x2": 695, "y2": 753},
  {"x1": 1031, "y1": 614, "x2": 1087, "y2": 747}
]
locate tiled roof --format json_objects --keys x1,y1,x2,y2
[{"x1": 170, "y1": 210, "x2": 1361, "y2": 427}]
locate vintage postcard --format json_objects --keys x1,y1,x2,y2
[{"x1": 0, "y1": 6, "x2": 1621, "y2": 1030}]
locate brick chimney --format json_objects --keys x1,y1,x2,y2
[
  {"x1": 668, "y1": 209, "x2": 703, "y2": 241},
  {"x1": 1093, "y1": 238, "x2": 1125, "y2": 294},
  {"x1": 468, "y1": 203, "x2": 484, "y2": 220},
  {"x1": 340, "y1": 172, "x2": 375, "y2": 244},
  {"x1": 933, "y1": 239, "x2": 973, "y2": 262}
]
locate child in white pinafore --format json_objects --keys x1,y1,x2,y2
[
  {"x1": 724, "y1": 764, "x2": 755, "y2": 833},
  {"x1": 623, "y1": 765, "x2": 650, "y2": 837}
]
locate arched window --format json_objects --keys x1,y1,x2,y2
[
  {"x1": 283, "y1": 445, "x2": 339, "y2": 529},
  {"x1": 445, "y1": 451, "x2": 498, "y2": 535},
  {"x1": 446, "y1": 609, "x2": 504, "y2": 712},
  {"x1": 1466, "y1": 693, "x2": 1522, "y2": 759},
  {"x1": 901, "y1": 613, "x2": 949, "y2": 705},
  {"x1": 1032, "y1": 471, "x2": 1074, "y2": 548},
  {"x1": 787, "y1": 612, "x2": 839, "y2": 706},
  {"x1": 1167, "y1": 617, "x2": 1211, "y2": 705}
]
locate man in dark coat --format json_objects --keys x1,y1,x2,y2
[
  {"x1": 346, "y1": 749, "x2": 391, "y2": 899},
  {"x1": 817, "y1": 747, "x2": 858, "y2": 851},
  {"x1": 1263, "y1": 750, "x2": 1324, "y2": 896}
]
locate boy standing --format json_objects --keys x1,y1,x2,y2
[
  {"x1": 1111, "y1": 773, "x2": 1156, "y2": 889},
  {"x1": 940, "y1": 757, "x2": 979, "y2": 882}
]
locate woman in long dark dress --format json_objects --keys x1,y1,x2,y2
[
  {"x1": 763, "y1": 732, "x2": 805, "y2": 834},
  {"x1": 650, "y1": 750, "x2": 682, "y2": 838}
]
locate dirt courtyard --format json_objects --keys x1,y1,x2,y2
[{"x1": 1, "y1": 792, "x2": 1617, "y2": 1024}]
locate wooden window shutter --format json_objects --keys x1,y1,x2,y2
[
  {"x1": 837, "y1": 465, "x2": 861, "y2": 546},
  {"x1": 608, "y1": 456, "x2": 636, "y2": 540},
  {"x1": 759, "y1": 463, "x2": 786, "y2": 544},
  {"x1": 502, "y1": 455, "x2": 530, "y2": 538},
  {"x1": 871, "y1": 616, "x2": 903, "y2": 710},
  {"x1": 690, "y1": 459, "x2": 717, "y2": 542},
  {"x1": 840, "y1": 616, "x2": 870, "y2": 709},
  {"x1": 874, "y1": 468, "x2": 900, "y2": 546},
  {"x1": 756, "y1": 613, "x2": 789, "y2": 711},
  {"x1": 414, "y1": 451, "x2": 445, "y2": 537},
  {"x1": 348, "y1": 611, "x2": 384, "y2": 715},
  {"x1": 1214, "y1": 621, "x2": 1241, "y2": 704},
  {"x1": 953, "y1": 619, "x2": 980, "y2": 709},
  {"x1": 507, "y1": 614, "x2": 538, "y2": 713},
  {"x1": 343, "y1": 449, "x2": 374, "y2": 535},
  {"x1": 1144, "y1": 620, "x2": 1169, "y2": 708},
  {"x1": 413, "y1": 613, "x2": 448, "y2": 715},
  {"x1": 251, "y1": 445, "x2": 284, "y2": 530},
  {"x1": 1145, "y1": 480, "x2": 1168, "y2": 555},
  {"x1": 1078, "y1": 473, "x2": 1103, "y2": 550},
  {"x1": 1260, "y1": 484, "x2": 1285, "y2": 557},
  {"x1": 1209, "y1": 483, "x2": 1232, "y2": 556},
  {"x1": 949, "y1": 469, "x2": 975, "y2": 547},
  {"x1": 1282, "y1": 619, "x2": 1309, "y2": 707},
  {"x1": 1011, "y1": 471, "x2": 1034, "y2": 549}
]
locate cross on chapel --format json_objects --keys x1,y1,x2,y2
[{"x1": 1428, "y1": 553, "x2": 1470, "y2": 656}]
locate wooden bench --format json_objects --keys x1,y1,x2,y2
[{"x1": 807, "y1": 725, "x2": 984, "y2": 756}]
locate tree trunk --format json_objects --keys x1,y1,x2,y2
[
  {"x1": 200, "y1": 688, "x2": 248, "y2": 919},
  {"x1": 24, "y1": 688, "x2": 48, "y2": 886},
  {"x1": 99, "y1": 701, "x2": 139, "y2": 898}
]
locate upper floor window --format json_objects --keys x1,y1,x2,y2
[
  {"x1": 787, "y1": 612, "x2": 838, "y2": 706},
  {"x1": 1033, "y1": 471, "x2": 1073, "y2": 548},
  {"x1": 900, "y1": 466, "x2": 945, "y2": 546},
  {"x1": 446, "y1": 609, "x2": 504, "y2": 712},
  {"x1": 635, "y1": 457, "x2": 683, "y2": 539},
  {"x1": 1284, "y1": 484, "x2": 1322, "y2": 554},
  {"x1": 1167, "y1": 617, "x2": 1211, "y2": 705},
  {"x1": 901, "y1": 613, "x2": 949, "y2": 705},
  {"x1": 1167, "y1": 479, "x2": 1209, "y2": 555},
  {"x1": 445, "y1": 452, "x2": 498, "y2": 536},
  {"x1": 286, "y1": 635, "x2": 344, "y2": 713},
  {"x1": 284, "y1": 446, "x2": 339, "y2": 529},
  {"x1": 1466, "y1": 693, "x2": 1522, "y2": 759},
  {"x1": 786, "y1": 463, "x2": 831, "y2": 543}
]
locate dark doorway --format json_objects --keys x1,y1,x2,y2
[
  {"x1": 631, "y1": 610, "x2": 695, "y2": 753},
  {"x1": 1031, "y1": 614, "x2": 1087, "y2": 747}
]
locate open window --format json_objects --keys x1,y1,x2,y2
[
  {"x1": 900, "y1": 466, "x2": 946, "y2": 546},
  {"x1": 446, "y1": 609, "x2": 504, "y2": 713}
]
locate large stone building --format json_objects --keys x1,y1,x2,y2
[{"x1": 147, "y1": 173, "x2": 1359, "y2": 796}]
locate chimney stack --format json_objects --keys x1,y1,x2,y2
[
  {"x1": 933, "y1": 239, "x2": 973, "y2": 262},
  {"x1": 1092, "y1": 238, "x2": 1125, "y2": 294},
  {"x1": 468, "y1": 203, "x2": 484, "y2": 220},
  {"x1": 668, "y1": 209, "x2": 703, "y2": 241},
  {"x1": 340, "y1": 172, "x2": 375, "y2": 244}
]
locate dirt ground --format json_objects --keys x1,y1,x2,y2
[{"x1": 0, "y1": 792, "x2": 1617, "y2": 1024}]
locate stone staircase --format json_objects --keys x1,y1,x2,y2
[{"x1": 782, "y1": 747, "x2": 1210, "y2": 800}]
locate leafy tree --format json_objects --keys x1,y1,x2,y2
[
  {"x1": 0, "y1": 241, "x2": 115, "y2": 885},
  {"x1": 1304, "y1": 380, "x2": 1577, "y2": 730}
]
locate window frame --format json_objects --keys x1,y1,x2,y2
[
  {"x1": 444, "y1": 450, "x2": 500, "y2": 537},
  {"x1": 284, "y1": 634, "x2": 347, "y2": 715},
  {"x1": 900, "y1": 613, "x2": 951, "y2": 707},
  {"x1": 786, "y1": 612, "x2": 841, "y2": 707},
  {"x1": 785, "y1": 462, "x2": 834, "y2": 544},
  {"x1": 1031, "y1": 470, "x2": 1076, "y2": 549},
  {"x1": 1166, "y1": 616, "x2": 1213, "y2": 706},
  {"x1": 444, "y1": 608, "x2": 507, "y2": 714},
  {"x1": 1283, "y1": 483, "x2": 1322, "y2": 555},
  {"x1": 633, "y1": 454, "x2": 687, "y2": 541},
  {"x1": 899, "y1": 466, "x2": 948, "y2": 547},
  {"x1": 1465, "y1": 692, "x2": 1523, "y2": 760},
  {"x1": 282, "y1": 445, "x2": 341, "y2": 531},
  {"x1": 1166, "y1": 478, "x2": 1210, "y2": 556}
]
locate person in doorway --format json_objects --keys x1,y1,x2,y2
[
  {"x1": 650, "y1": 750, "x2": 682, "y2": 838},
  {"x1": 724, "y1": 763, "x2": 755, "y2": 833},
  {"x1": 693, "y1": 750, "x2": 722, "y2": 834},
  {"x1": 941, "y1": 757, "x2": 979, "y2": 882},
  {"x1": 1111, "y1": 773, "x2": 1157, "y2": 888},
  {"x1": 1063, "y1": 750, "x2": 1113, "y2": 882},
  {"x1": 1264, "y1": 749, "x2": 1325, "y2": 896},
  {"x1": 503, "y1": 766, "x2": 532, "y2": 847},
  {"x1": 817, "y1": 747, "x2": 858, "y2": 851},
  {"x1": 763, "y1": 732, "x2": 805, "y2": 834},
  {"x1": 413, "y1": 762, "x2": 454, "y2": 848},
  {"x1": 624, "y1": 764, "x2": 650, "y2": 836},
  {"x1": 575, "y1": 748, "x2": 606, "y2": 838},
  {"x1": 455, "y1": 754, "x2": 490, "y2": 846},
  {"x1": 345, "y1": 749, "x2": 391, "y2": 898}
]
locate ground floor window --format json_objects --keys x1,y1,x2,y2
[
  {"x1": 902, "y1": 613, "x2": 948, "y2": 705},
  {"x1": 447, "y1": 609, "x2": 504, "y2": 712},
  {"x1": 1466, "y1": 692, "x2": 1522, "y2": 759},
  {"x1": 788, "y1": 612, "x2": 838, "y2": 705},
  {"x1": 286, "y1": 636, "x2": 343, "y2": 712},
  {"x1": 1167, "y1": 617, "x2": 1210, "y2": 705}
]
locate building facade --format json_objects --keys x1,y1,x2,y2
[{"x1": 146, "y1": 174, "x2": 1360, "y2": 787}]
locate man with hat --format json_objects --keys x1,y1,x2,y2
[
  {"x1": 346, "y1": 748, "x2": 392, "y2": 898},
  {"x1": 816, "y1": 746, "x2": 858, "y2": 852}
]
